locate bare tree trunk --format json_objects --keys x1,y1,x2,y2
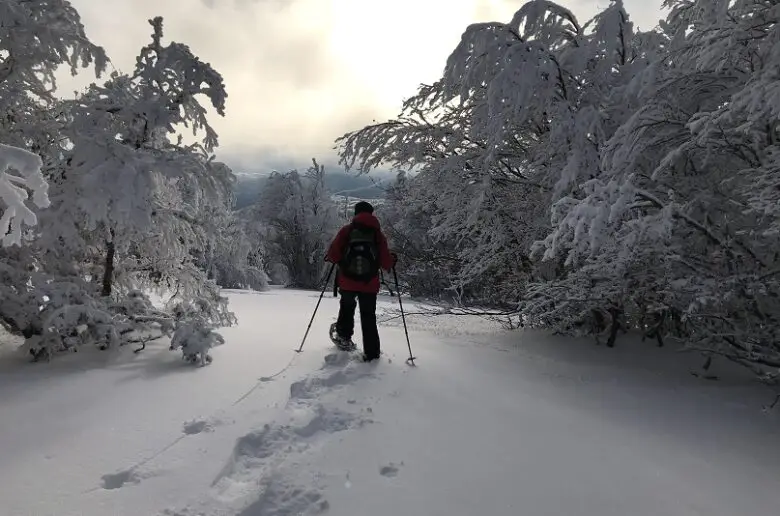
[
  {"x1": 101, "y1": 236, "x2": 115, "y2": 297},
  {"x1": 606, "y1": 306, "x2": 622, "y2": 348}
]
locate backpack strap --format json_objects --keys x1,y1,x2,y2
[{"x1": 339, "y1": 222, "x2": 355, "y2": 262}]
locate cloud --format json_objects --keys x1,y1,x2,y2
[
  {"x1": 58, "y1": 0, "x2": 664, "y2": 173},
  {"x1": 60, "y1": 0, "x2": 386, "y2": 168},
  {"x1": 470, "y1": 0, "x2": 664, "y2": 29}
]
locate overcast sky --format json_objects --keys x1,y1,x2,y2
[{"x1": 61, "y1": 0, "x2": 665, "y2": 174}]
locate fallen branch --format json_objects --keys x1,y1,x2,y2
[
  {"x1": 763, "y1": 392, "x2": 780, "y2": 412},
  {"x1": 377, "y1": 305, "x2": 521, "y2": 326},
  {"x1": 124, "y1": 332, "x2": 167, "y2": 353}
]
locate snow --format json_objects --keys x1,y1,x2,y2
[
  {"x1": 1, "y1": 288, "x2": 779, "y2": 516},
  {"x1": 0, "y1": 142, "x2": 49, "y2": 247}
]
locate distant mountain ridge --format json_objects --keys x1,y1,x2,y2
[{"x1": 232, "y1": 170, "x2": 391, "y2": 209}]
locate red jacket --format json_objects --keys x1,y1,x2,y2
[{"x1": 326, "y1": 212, "x2": 394, "y2": 294}]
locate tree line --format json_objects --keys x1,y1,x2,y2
[
  {"x1": 335, "y1": 0, "x2": 780, "y2": 383},
  {"x1": 3, "y1": 0, "x2": 778, "y2": 385}
]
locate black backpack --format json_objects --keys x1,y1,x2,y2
[{"x1": 339, "y1": 223, "x2": 380, "y2": 282}]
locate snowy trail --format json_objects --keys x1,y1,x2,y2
[
  {"x1": 178, "y1": 326, "x2": 780, "y2": 516},
  {"x1": 0, "y1": 288, "x2": 327, "y2": 516},
  {"x1": 1, "y1": 289, "x2": 779, "y2": 516}
]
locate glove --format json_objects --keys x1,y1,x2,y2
[{"x1": 390, "y1": 252, "x2": 398, "y2": 266}]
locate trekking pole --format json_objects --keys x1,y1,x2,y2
[
  {"x1": 296, "y1": 262, "x2": 335, "y2": 353},
  {"x1": 392, "y1": 263, "x2": 416, "y2": 365}
]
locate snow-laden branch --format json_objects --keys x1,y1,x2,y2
[{"x1": 0, "y1": 143, "x2": 49, "y2": 247}]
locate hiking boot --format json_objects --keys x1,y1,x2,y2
[
  {"x1": 334, "y1": 335, "x2": 357, "y2": 351},
  {"x1": 329, "y1": 323, "x2": 356, "y2": 351}
]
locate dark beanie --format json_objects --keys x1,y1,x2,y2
[{"x1": 354, "y1": 201, "x2": 374, "y2": 215}]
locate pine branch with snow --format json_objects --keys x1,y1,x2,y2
[
  {"x1": 0, "y1": 143, "x2": 49, "y2": 246},
  {"x1": 168, "y1": 294, "x2": 234, "y2": 366},
  {"x1": 0, "y1": 0, "x2": 107, "y2": 97}
]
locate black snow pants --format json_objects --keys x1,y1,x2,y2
[{"x1": 336, "y1": 290, "x2": 380, "y2": 360}]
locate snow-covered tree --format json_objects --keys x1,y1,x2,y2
[
  {"x1": 252, "y1": 159, "x2": 339, "y2": 289},
  {"x1": 336, "y1": 0, "x2": 639, "y2": 305},
  {"x1": 0, "y1": 0, "x2": 107, "y2": 351},
  {"x1": 1, "y1": 14, "x2": 237, "y2": 365},
  {"x1": 193, "y1": 162, "x2": 269, "y2": 291},
  {"x1": 49, "y1": 16, "x2": 228, "y2": 295},
  {"x1": 533, "y1": 0, "x2": 780, "y2": 375},
  {"x1": 0, "y1": 0, "x2": 106, "y2": 242},
  {"x1": 197, "y1": 214, "x2": 269, "y2": 290},
  {"x1": 0, "y1": 142, "x2": 50, "y2": 347},
  {"x1": 0, "y1": 0, "x2": 107, "y2": 97},
  {"x1": 0, "y1": 143, "x2": 48, "y2": 246},
  {"x1": 336, "y1": 0, "x2": 780, "y2": 382},
  {"x1": 0, "y1": 0, "x2": 107, "y2": 221}
]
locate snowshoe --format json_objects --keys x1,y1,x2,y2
[{"x1": 329, "y1": 323, "x2": 357, "y2": 352}]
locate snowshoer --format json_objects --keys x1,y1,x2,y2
[{"x1": 326, "y1": 201, "x2": 395, "y2": 361}]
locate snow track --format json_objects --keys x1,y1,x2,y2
[
  {"x1": 2, "y1": 289, "x2": 779, "y2": 516},
  {"x1": 166, "y1": 350, "x2": 382, "y2": 515}
]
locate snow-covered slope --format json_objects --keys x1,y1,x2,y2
[{"x1": 0, "y1": 288, "x2": 778, "y2": 516}]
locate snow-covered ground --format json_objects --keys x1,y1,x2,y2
[{"x1": 1, "y1": 288, "x2": 779, "y2": 516}]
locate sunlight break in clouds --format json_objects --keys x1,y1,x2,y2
[{"x1": 62, "y1": 0, "x2": 664, "y2": 172}]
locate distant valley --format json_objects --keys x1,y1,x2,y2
[{"x1": 232, "y1": 170, "x2": 393, "y2": 209}]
